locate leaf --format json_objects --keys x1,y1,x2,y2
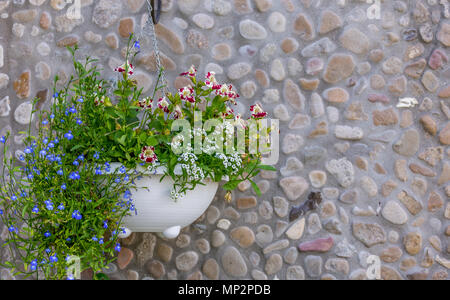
[
  {"x1": 223, "y1": 180, "x2": 241, "y2": 191},
  {"x1": 117, "y1": 135, "x2": 127, "y2": 146},
  {"x1": 257, "y1": 164, "x2": 277, "y2": 172},
  {"x1": 94, "y1": 273, "x2": 109, "y2": 280},
  {"x1": 146, "y1": 136, "x2": 158, "y2": 146},
  {"x1": 250, "y1": 180, "x2": 262, "y2": 197}
]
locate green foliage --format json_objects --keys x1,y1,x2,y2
[{"x1": 0, "y1": 34, "x2": 275, "y2": 279}]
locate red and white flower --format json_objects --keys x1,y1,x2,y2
[
  {"x1": 179, "y1": 86, "x2": 195, "y2": 103},
  {"x1": 173, "y1": 105, "x2": 183, "y2": 119},
  {"x1": 138, "y1": 97, "x2": 153, "y2": 109},
  {"x1": 158, "y1": 97, "x2": 170, "y2": 113},
  {"x1": 180, "y1": 65, "x2": 197, "y2": 78},
  {"x1": 216, "y1": 84, "x2": 239, "y2": 104},
  {"x1": 205, "y1": 72, "x2": 220, "y2": 89},
  {"x1": 234, "y1": 114, "x2": 247, "y2": 129},
  {"x1": 250, "y1": 103, "x2": 267, "y2": 119},
  {"x1": 220, "y1": 106, "x2": 234, "y2": 118},
  {"x1": 140, "y1": 146, "x2": 157, "y2": 164},
  {"x1": 114, "y1": 61, "x2": 134, "y2": 76},
  {"x1": 94, "y1": 95, "x2": 105, "y2": 106}
]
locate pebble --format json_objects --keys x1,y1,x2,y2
[
  {"x1": 438, "y1": 22, "x2": 450, "y2": 46},
  {"x1": 282, "y1": 133, "x2": 304, "y2": 154},
  {"x1": 0, "y1": 96, "x2": 10, "y2": 117},
  {"x1": 279, "y1": 176, "x2": 309, "y2": 201},
  {"x1": 285, "y1": 218, "x2": 305, "y2": 240},
  {"x1": 325, "y1": 158, "x2": 355, "y2": 188},
  {"x1": 217, "y1": 219, "x2": 231, "y2": 230},
  {"x1": 403, "y1": 232, "x2": 422, "y2": 255},
  {"x1": 339, "y1": 28, "x2": 369, "y2": 54},
  {"x1": 398, "y1": 190, "x2": 423, "y2": 216},
  {"x1": 382, "y1": 201, "x2": 408, "y2": 225},
  {"x1": 429, "y1": 49, "x2": 448, "y2": 70},
  {"x1": 319, "y1": 10, "x2": 343, "y2": 34},
  {"x1": 404, "y1": 59, "x2": 426, "y2": 78},
  {"x1": 268, "y1": 12, "x2": 286, "y2": 33},
  {"x1": 323, "y1": 54, "x2": 355, "y2": 84},
  {"x1": 323, "y1": 88, "x2": 349, "y2": 104},
  {"x1": 212, "y1": 43, "x2": 232, "y2": 61},
  {"x1": 305, "y1": 57, "x2": 324, "y2": 76},
  {"x1": 0, "y1": 73, "x2": 9, "y2": 90},
  {"x1": 175, "y1": 251, "x2": 198, "y2": 272},
  {"x1": 325, "y1": 258, "x2": 349, "y2": 276},
  {"x1": 211, "y1": 230, "x2": 226, "y2": 247},
  {"x1": 212, "y1": 0, "x2": 232, "y2": 15},
  {"x1": 393, "y1": 129, "x2": 420, "y2": 157},
  {"x1": 155, "y1": 23, "x2": 184, "y2": 54},
  {"x1": 265, "y1": 254, "x2": 283, "y2": 275},
  {"x1": 335, "y1": 239, "x2": 356, "y2": 258},
  {"x1": 14, "y1": 102, "x2": 34, "y2": 125},
  {"x1": 301, "y1": 37, "x2": 336, "y2": 57},
  {"x1": 284, "y1": 79, "x2": 305, "y2": 112},
  {"x1": 227, "y1": 62, "x2": 251, "y2": 80},
  {"x1": 335, "y1": 125, "x2": 364, "y2": 140},
  {"x1": 192, "y1": 13, "x2": 214, "y2": 29},
  {"x1": 422, "y1": 70, "x2": 439, "y2": 92},
  {"x1": 222, "y1": 247, "x2": 247, "y2": 277},
  {"x1": 251, "y1": 270, "x2": 267, "y2": 280},
  {"x1": 254, "y1": 0, "x2": 272, "y2": 12},
  {"x1": 270, "y1": 59, "x2": 286, "y2": 81},
  {"x1": 263, "y1": 240, "x2": 289, "y2": 254},
  {"x1": 256, "y1": 70, "x2": 270, "y2": 88},
  {"x1": 230, "y1": 226, "x2": 255, "y2": 248},
  {"x1": 298, "y1": 237, "x2": 334, "y2": 253},
  {"x1": 352, "y1": 222, "x2": 386, "y2": 247},
  {"x1": 195, "y1": 239, "x2": 210, "y2": 255},
  {"x1": 293, "y1": 13, "x2": 315, "y2": 40},
  {"x1": 256, "y1": 225, "x2": 273, "y2": 245},
  {"x1": 382, "y1": 57, "x2": 403, "y2": 74},
  {"x1": 439, "y1": 123, "x2": 450, "y2": 145},
  {"x1": 239, "y1": 19, "x2": 267, "y2": 40},
  {"x1": 203, "y1": 259, "x2": 219, "y2": 280},
  {"x1": 273, "y1": 197, "x2": 288, "y2": 218},
  {"x1": 286, "y1": 266, "x2": 305, "y2": 280}
]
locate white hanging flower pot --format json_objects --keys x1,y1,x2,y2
[{"x1": 110, "y1": 163, "x2": 220, "y2": 239}]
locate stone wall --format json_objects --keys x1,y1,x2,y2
[{"x1": 0, "y1": 0, "x2": 450, "y2": 280}]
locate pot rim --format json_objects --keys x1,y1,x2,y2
[{"x1": 108, "y1": 162, "x2": 229, "y2": 181}]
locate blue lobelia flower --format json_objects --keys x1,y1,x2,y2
[
  {"x1": 93, "y1": 152, "x2": 100, "y2": 160},
  {"x1": 76, "y1": 118, "x2": 83, "y2": 125},
  {"x1": 134, "y1": 40, "x2": 140, "y2": 50},
  {"x1": 64, "y1": 131, "x2": 74, "y2": 141},
  {"x1": 0, "y1": 136, "x2": 5, "y2": 143},
  {"x1": 57, "y1": 203, "x2": 65, "y2": 210},
  {"x1": 71, "y1": 210, "x2": 82, "y2": 220},
  {"x1": 69, "y1": 171, "x2": 80, "y2": 180},
  {"x1": 32, "y1": 205, "x2": 39, "y2": 214},
  {"x1": 50, "y1": 254, "x2": 58, "y2": 263},
  {"x1": 95, "y1": 167, "x2": 103, "y2": 175},
  {"x1": 61, "y1": 183, "x2": 67, "y2": 190},
  {"x1": 57, "y1": 169, "x2": 64, "y2": 176},
  {"x1": 44, "y1": 231, "x2": 51, "y2": 238},
  {"x1": 103, "y1": 220, "x2": 108, "y2": 229},
  {"x1": 114, "y1": 243, "x2": 121, "y2": 252},
  {"x1": 45, "y1": 200, "x2": 54, "y2": 211}
]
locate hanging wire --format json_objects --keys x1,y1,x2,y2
[{"x1": 141, "y1": 0, "x2": 169, "y2": 99}]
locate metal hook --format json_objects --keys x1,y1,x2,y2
[{"x1": 150, "y1": 0, "x2": 162, "y2": 24}]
